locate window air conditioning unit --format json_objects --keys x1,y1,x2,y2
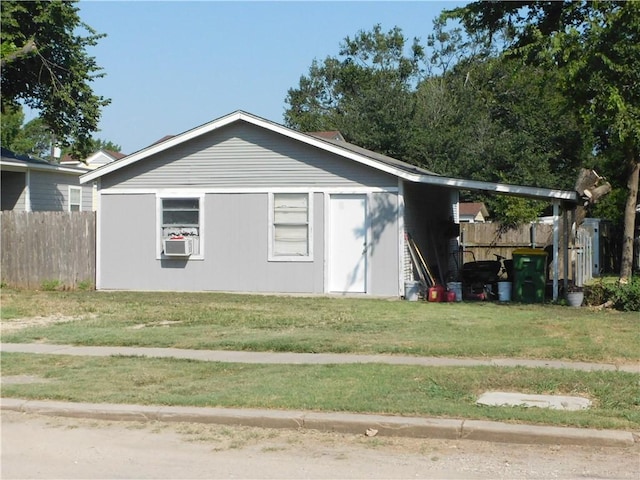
[{"x1": 163, "y1": 237, "x2": 193, "y2": 256}]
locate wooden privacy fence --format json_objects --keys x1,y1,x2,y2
[
  {"x1": 0, "y1": 211, "x2": 95, "y2": 289},
  {"x1": 459, "y1": 223, "x2": 554, "y2": 262},
  {"x1": 459, "y1": 222, "x2": 594, "y2": 284}
]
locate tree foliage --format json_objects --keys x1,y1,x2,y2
[
  {"x1": 285, "y1": 25, "x2": 423, "y2": 159},
  {"x1": 1, "y1": 104, "x2": 121, "y2": 161},
  {"x1": 285, "y1": 22, "x2": 592, "y2": 223},
  {"x1": 1, "y1": 0, "x2": 110, "y2": 158},
  {"x1": 444, "y1": 0, "x2": 639, "y2": 280}
]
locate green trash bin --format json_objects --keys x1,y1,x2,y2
[{"x1": 512, "y1": 248, "x2": 548, "y2": 303}]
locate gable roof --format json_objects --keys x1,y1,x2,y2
[
  {"x1": 61, "y1": 149, "x2": 126, "y2": 166},
  {"x1": 150, "y1": 135, "x2": 177, "y2": 146},
  {"x1": 1, "y1": 148, "x2": 89, "y2": 175},
  {"x1": 459, "y1": 202, "x2": 489, "y2": 218},
  {"x1": 80, "y1": 110, "x2": 578, "y2": 202},
  {"x1": 309, "y1": 131, "x2": 345, "y2": 142}
]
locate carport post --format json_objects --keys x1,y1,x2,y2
[{"x1": 552, "y1": 201, "x2": 560, "y2": 301}]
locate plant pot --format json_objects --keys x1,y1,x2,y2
[{"x1": 566, "y1": 291, "x2": 584, "y2": 307}]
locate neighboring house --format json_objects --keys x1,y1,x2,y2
[
  {"x1": 61, "y1": 149, "x2": 126, "y2": 210},
  {"x1": 1, "y1": 148, "x2": 92, "y2": 212},
  {"x1": 81, "y1": 110, "x2": 577, "y2": 296},
  {"x1": 61, "y1": 149, "x2": 126, "y2": 170},
  {"x1": 459, "y1": 202, "x2": 490, "y2": 223}
]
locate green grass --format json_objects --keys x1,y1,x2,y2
[
  {"x1": 2, "y1": 289, "x2": 638, "y2": 431},
  {"x1": 1, "y1": 290, "x2": 638, "y2": 364},
  {"x1": 2, "y1": 352, "x2": 638, "y2": 430}
]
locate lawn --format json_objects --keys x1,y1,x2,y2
[
  {"x1": 2, "y1": 353, "x2": 638, "y2": 430},
  {"x1": 1, "y1": 289, "x2": 638, "y2": 430},
  {"x1": 1, "y1": 289, "x2": 638, "y2": 364}
]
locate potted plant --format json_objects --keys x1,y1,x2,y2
[{"x1": 566, "y1": 284, "x2": 584, "y2": 307}]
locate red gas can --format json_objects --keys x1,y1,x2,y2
[
  {"x1": 445, "y1": 290, "x2": 456, "y2": 302},
  {"x1": 427, "y1": 285, "x2": 445, "y2": 302}
]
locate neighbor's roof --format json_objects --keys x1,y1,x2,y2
[
  {"x1": 61, "y1": 149, "x2": 127, "y2": 165},
  {"x1": 80, "y1": 110, "x2": 578, "y2": 202},
  {"x1": 309, "y1": 131, "x2": 346, "y2": 142},
  {"x1": 459, "y1": 202, "x2": 489, "y2": 217},
  {"x1": 0, "y1": 148, "x2": 89, "y2": 175}
]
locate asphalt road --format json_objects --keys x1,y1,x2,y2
[{"x1": 2, "y1": 411, "x2": 638, "y2": 480}]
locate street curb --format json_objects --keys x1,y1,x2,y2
[{"x1": 2, "y1": 398, "x2": 636, "y2": 448}]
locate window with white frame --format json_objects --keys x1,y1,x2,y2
[
  {"x1": 68, "y1": 186, "x2": 82, "y2": 211},
  {"x1": 160, "y1": 196, "x2": 202, "y2": 256},
  {"x1": 270, "y1": 193, "x2": 312, "y2": 261}
]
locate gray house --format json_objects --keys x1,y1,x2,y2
[
  {"x1": 81, "y1": 111, "x2": 577, "y2": 296},
  {"x1": 1, "y1": 148, "x2": 92, "y2": 212}
]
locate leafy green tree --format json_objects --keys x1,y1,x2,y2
[
  {"x1": 10, "y1": 117, "x2": 52, "y2": 159},
  {"x1": 1, "y1": 0, "x2": 110, "y2": 158},
  {"x1": 412, "y1": 55, "x2": 592, "y2": 221},
  {"x1": 285, "y1": 22, "x2": 594, "y2": 225},
  {"x1": 1, "y1": 104, "x2": 122, "y2": 161},
  {"x1": 1, "y1": 105, "x2": 52, "y2": 158},
  {"x1": 444, "y1": 0, "x2": 639, "y2": 281},
  {"x1": 0, "y1": 103, "x2": 24, "y2": 150},
  {"x1": 285, "y1": 25, "x2": 423, "y2": 159}
]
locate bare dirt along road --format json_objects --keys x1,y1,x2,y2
[{"x1": 2, "y1": 411, "x2": 638, "y2": 479}]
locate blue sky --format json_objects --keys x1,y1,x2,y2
[{"x1": 78, "y1": 1, "x2": 466, "y2": 154}]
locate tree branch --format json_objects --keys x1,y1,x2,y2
[{"x1": 1, "y1": 39, "x2": 36, "y2": 68}]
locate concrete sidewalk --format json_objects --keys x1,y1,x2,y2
[
  {"x1": 2, "y1": 343, "x2": 638, "y2": 448},
  {"x1": 2, "y1": 343, "x2": 638, "y2": 372}
]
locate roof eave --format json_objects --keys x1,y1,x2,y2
[
  {"x1": 78, "y1": 110, "x2": 579, "y2": 203},
  {"x1": 1, "y1": 159, "x2": 87, "y2": 175},
  {"x1": 405, "y1": 174, "x2": 578, "y2": 202}
]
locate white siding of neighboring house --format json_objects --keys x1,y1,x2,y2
[
  {"x1": 29, "y1": 170, "x2": 92, "y2": 211},
  {"x1": 0, "y1": 171, "x2": 27, "y2": 211}
]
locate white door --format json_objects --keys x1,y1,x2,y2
[{"x1": 329, "y1": 194, "x2": 367, "y2": 293}]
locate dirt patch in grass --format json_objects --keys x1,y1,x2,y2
[
  {"x1": 128, "y1": 321, "x2": 184, "y2": 330},
  {"x1": 0, "y1": 315, "x2": 93, "y2": 332},
  {"x1": 2, "y1": 375, "x2": 52, "y2": 385}
]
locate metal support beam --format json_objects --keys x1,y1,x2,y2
[
  {"x1": 564, "y1": 208, "x2": 571, "y2": 296},
  {"x1": 552, "y1": 201, "x2": 560, "y2": 301}
]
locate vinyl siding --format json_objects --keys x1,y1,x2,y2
[
  {"x1": 29, "y1": 170, "x2": 91, "y2": 212},
  {"x1": 367, "y1": 192, "x2": 400, "y2": 296},
  {"x1": 99, "y1": 192, "x2": 326, "y2": 293},
  {"x1": 101, "y1": 122, "x2": 398, "y2": 190},
  {"x1": 99, "y1": 191, "x2": 401, "y2": 295},
  {"x1": 1, "y1": 171, "x2": 26, "y2": 211}
]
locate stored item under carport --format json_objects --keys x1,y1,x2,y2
[
  {"x1": 428, "y1": 284, "x2": 445, "y2": 302},
  {"x1": 512, "y1": 248, "x2": 548, "y2": 303}
]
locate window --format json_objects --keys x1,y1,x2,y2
[
  {"x1": 270, "y1": 193, "x2": 312, "y2": 261},
  {"x1": 68, "y1": 186, "x2": 82, "y2": 211},
  {"x1": 160, "y1": 196, "x2": 202, "y2": 257}
]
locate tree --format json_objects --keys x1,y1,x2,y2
[
  {"x1": 1, "y1": 104, "x2": 122, "y2": 161},
  {"x1": 285, "y1": 25, "x2": 423, "y2": 159},
  {"x1": 1, "y1": 0, "x2": 110, "y2": 158},
  {"x1": 0, "y1": 103, "x2": 24, "y2": 150},
  {"x1": 10, "y1": 117, "x2": 53, "y2": 159},
  {"x1": 285, "y1": 22, "x2": 594, "y2": 224},
  {"x1": 443, "y1": 1, "x2": 639, "y2": 281},
  {"x1": 91, "y1": 139, "x2": 122, "y2": 153}
]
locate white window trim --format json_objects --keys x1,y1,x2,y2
[
  {"x1": 156, "y1": 192, "x2": 205, "y2": 260},
  {"x1": 268, "y1": 192, "x2": 314, "y2": 262},
  {"x1": 68, "y1": 186, "x2": 82, "y2": 212}
]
